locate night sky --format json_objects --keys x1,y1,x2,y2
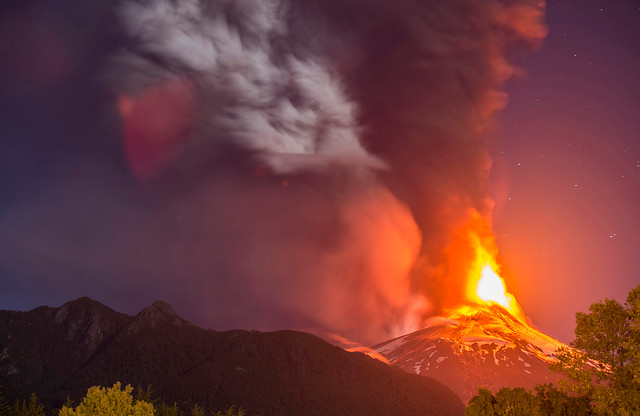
[
  {"x1": 494, "y1": 0, "x2": 640, "y2": 342},
  {"x1": 0, "y1": 0, "x2": 638, "y2": 345}
]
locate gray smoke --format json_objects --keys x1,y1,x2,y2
[{"x1": 109, "y1": 0, "x2": 382, "y2": 173}]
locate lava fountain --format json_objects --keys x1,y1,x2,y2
[
  {"x1": 466, "y1": 240, "x2": 526, "y2": 322},
  {"x1": 447, "y1": 209, "x2": 527, "y2": 323}
]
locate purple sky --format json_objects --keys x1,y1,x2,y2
[{"x1": 494, "y1": 0, "x2": 640, "y2": 342}]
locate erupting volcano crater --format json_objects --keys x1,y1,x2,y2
[{"x1": 374, "y1": 214, "x2": 570, "y2": 402}]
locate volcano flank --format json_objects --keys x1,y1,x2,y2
[{"x1": 374, "y1": 303, "x2": 567, "y2": 402}]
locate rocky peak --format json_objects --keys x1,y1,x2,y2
[
  {"x1": 128, "y1": 301, "x2": 187, "y2": 334},
  {"x1": 54, "y1": 297, "x2": 102, "y2": 324},
  {"x1": 53, "y1": 297, "x2": 127, "y2": 353}
]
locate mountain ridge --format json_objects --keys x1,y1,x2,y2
[{"x1": 0, "y1": 297, "x2": 464, "y2": 416}]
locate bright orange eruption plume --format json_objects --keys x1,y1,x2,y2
[
  {"x1": 465, "y1": 238, "x2": 526, "y2": 322},
  {"x1": 451, "y1": 210, "x2": 527, "y2": 322},
  {"x1": 477, "y1": 265, "x2": 509, "y2": 306}
]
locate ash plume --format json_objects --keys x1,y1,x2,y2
[{"x1": 0, "y1": 0, "x2": 546, "y2": 344}]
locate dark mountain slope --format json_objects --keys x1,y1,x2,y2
[
  {"x1": 0, "y1": 297, "x2": 132, "y2": 398},
  {"x1": 0, "y1": 298, "x2": 464, "y2": 416}
]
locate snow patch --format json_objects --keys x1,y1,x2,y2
[
  {"x1": 376, "y1": 336, "x2": 408, "y2": 355},
  {"x1": 413, "y1": 359, "x2": 424, "y2": 374},
  {"x1": 461, "y1": 335, "x2": 514, "y2": 347}
]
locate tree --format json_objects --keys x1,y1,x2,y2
[
  {"x1": 465, "y1": 387, "x2": 497, "y2": 415},
  {"x1": 465, "y1": 387, "x2": 541, "y2": 416},
  {"x1": 58, "y1": 382, "x2": 154, "y2": 416},
  {"x1": 189, "y1": 404, "x2": 204, "y2": 416},
  {"x1": 11, "y1": 393, "x2": 46, "y2": 416},
  {"x1": 155, "y1": 401, "x2": 182, "y2": 416},
  {"x1": 189, "y1": 404, "x2": 244, "y2": 416},
  {"x1": 135, "y1": 386, "x2": 157, "y2": 408},
  {"x1": 0, "y1": 388, "x2": 10, "y2": 416},
  {"x1": 133, "y1": 384, "x2": 185, "y2": 416},
  {"x1": 551, "y1": 285, "x2": 640, "y2": 415},
  {"x1": 465, "y1": 384, "x2": 594, "y2": 416},
  {"x1": 211, "y1": 407, "x2": 245, "y2": 416},
  {"x1": 494, "y1": 387, "x2": 541, "y2": 416},
  {"x1": 534, "y1": 383, "x2": 592, "y2": 416}
]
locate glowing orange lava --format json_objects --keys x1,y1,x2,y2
[
  {"x1": 476, "y1": 264, "x2": 509, "y2": 306},
  {"x1": 461, "y1": 211, "x2": 527, "y2": 322}
]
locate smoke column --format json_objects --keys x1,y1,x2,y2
[
  {"x1": 109, "y1": 0, "x2": 547, "y2": 342},
  {"x1": 0, "y1": 0, "x2": 546, "y2": 344}
]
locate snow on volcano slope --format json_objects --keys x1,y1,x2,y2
[{"x1": 373, "y1": 304, "x2": 567, "y2": 403}]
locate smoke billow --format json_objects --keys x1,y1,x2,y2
[
  {"x1": 110, "y1": 0, "x2": 383, "y2": 178},
  {"x1": 0, "y1": 0, "x2": 546, "y2": 344}
]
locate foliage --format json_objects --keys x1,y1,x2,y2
[
  {"x1": 465, "y1": 386, "x2": 541, "y2": 416},
  {"x1": 10, "y1": 394, "x2": 46, "y2": 416},
  {"x1": 534, "y1": 383, "x2": 593, "y2": 415},
  {"x1": 466, "y1": 387, "x2": 541, "y2": 416},
  {"x1": 551, "y1": 285, "x2": 640, "y2": 415},
  {"x1": 465, "y1": 388, "x2": 497, "y2": 416},
  {"x1": 465, "y1": 384, "x2": 593, "y2": 416},
  {"x1": 1, "y1": 387, "x2": 248, "y2": 416},
  {"x1": 58, "y1": 383, "x2": 154, "y2": 416},
  {"x1": 134, "y1": 384, "x2": 185, "y2": 416},
  {"x1": 0, "y1": 388, "x2": 11, "y2": 416},
  {"x1": 189, "y1": 404, "x2": 204, "y2": 416},
  {"x1": 155, "y1": 401, "x2": 181, "y2": 416},
  {"x1": 494, "y1": 387, "x2": 541, "y2": 415},
  {"x1": 135, "y1": 386, "x2": 157, "y2": 408},
  {"x1": 211, "y1": 407, "x2": 245, "y2": 416}
]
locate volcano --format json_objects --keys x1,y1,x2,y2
[{"x1": 373, "y1": 303, "x2": 567, "y2": 403}]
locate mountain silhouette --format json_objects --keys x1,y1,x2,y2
[{"x1": 0, "y1": 297, "x2": 464, "y2": 415}]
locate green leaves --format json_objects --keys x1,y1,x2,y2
[
  {"x1": 211, "y1": 406, "x2": 245, "y2": 416},
  {"x1": 549, "y1": 347, "x2": 593, "y2": 396},
  {"x1": 534, "y1": 383, "x2": 592, "y2": 416},
  {"x1": 155, "y1": 401, "x2": 181, "y2": 416},
  {"x1": 493, "y1": 387, "x2": 541, "y2": 416},
  {"x1": 573, "y1": 299, "x2": 629, "y2": 373},
  {"x1": 553, "y1": 285, "x2": 640, "y2": 415},
  {"x1": 465, "y1": 384, "x2": 593, "y2": 416},
  {"x1": 9, "y1": 394, "x2": 46, "y2": 416},
  {"x1": 466, "y1": 388, "x2": 497, "y2": 416},
  {"x1": 0, "y1": 388, "x2": 11, "y2": 416}
]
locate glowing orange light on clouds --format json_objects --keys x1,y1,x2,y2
[{"x1": 118, "y1": 78, "x2": 196, "y2": 181}]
